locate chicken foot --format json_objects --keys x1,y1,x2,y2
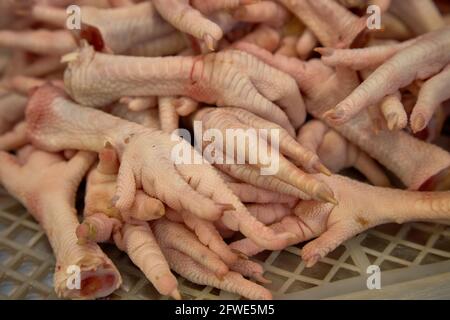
[
  {"x1": 26, "y1": 84, "x2": 296, "y2": 250},
  {"x1": 0, "y1": 147, "x2": 122, "y2": 298}
]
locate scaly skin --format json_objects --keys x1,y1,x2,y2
[
  {"x1": 0, "y1": 147, "x2": 122, "y2": 299},
  {"x1": 158, "y1": 96, "x2": 180, "y2": 134},
  {"x1": 153, "y1": 218, "x2": 229, "y2": 277},
  {"x1": 390, "y1": 0, "x2": 444, "y2": 35},
  {"x1": 275, "y1": 0, "x2": 366, "y2": 48},
  {"x1": 0, "y1": 121, "x2": 28, "y2": 151},
  {"x1": 0, "y1": 91, "x2": 27, "y2": 134},
  {"x1": 30, "y1": 4, "x2": 67, "y2": 27},
  {"x1": 370, "y1": 0, "x2": 391, "y2": 12},
  {"x1": 64, "y1": 46, "x2": 303, "y2": 134},
  {"x1": 297, "y1": 120, "x2": 391, "y2": 187},
  {"x1": 77, "y1": 2, "x2": 174, "y2": 53},
  {"x1": 154, "y1": 219, "x2": 272, "y2": 300},
  {"x1": 108, "y1": 0, "x2": 134, "y2": 7},
  {"x1": 126, "y1": 32, "x2": 188, "y2": 57},
  {"x1": 27, "y1": 1, "x2": 167, "y2": 42},
  {"x1": 375, "y1": 12, "x2": 413, "y2": 41},
  {"x1": 231, "y1": 174, "x2": 450, "y2": 267},
  {"x1": 26, "y1": 85, "x2": 296, "y2": 250},
  {"x1": 127, "y1": 97, "x2": 158, "y2": 111},
  {"x1": 232, "y1": 1, "x2": 290, "y2": 28},
  {"x1": 296, "y1": 29, "x2": 317, "y2": 60},
  {"x1": 192, "y1": 0, "x2": 257, "y2": 14},
  {"x1": 410, "y1": 64, "x2": 450, "y2": 133},
  {"x1": 166, "y1": 208, "x2": 239, "y2": 266},
  {"x1": 324, "y1": 27, "x2": 450, "y2": 124},
  {"x1": 0, "y1": 1, "x2": 16, "y2": 29},
  {"x1": 217, "y1": 162, "x2": 312, "y2": 199},
  {"x1": 121, "y1": 223, "x2": 181, "y2": 299},
  {"x1": 232, "y1": 25, "x2": 281, "y2": 52},
  {"x1": 192, "y1": 107, "x2": 336, "y2": 203},
  {"x1": 379, "y1": 92, "x2": 408, "y2": 131},
  {"x1": 235, "y1": 43, "x2": 450, "y2": 190}
]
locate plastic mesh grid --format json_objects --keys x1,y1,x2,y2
[{"x1": 1, "y1": 187, "x2": 450, "y2": 300}]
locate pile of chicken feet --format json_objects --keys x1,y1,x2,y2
[{"x1": 1, "y1": 0, "x2": 450, "y2": 300}]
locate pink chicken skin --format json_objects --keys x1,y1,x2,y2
[
  {"x1": 235, "y1": 43, "x2": 450, "y2": 190},
  {"x1": 0, "y1": 82, "x2": 42, "y2": 151},
  {"x1": 232, "y1": 1, "x2": 290, "y2": 28},
  {"x1": 77, "y1": 144, "x2": 165, "y2": 245},
  {"x1": 25, "y1": 84, "x2": 298, "y2": 251},
  {"x1": 152, "y1": 0, "x2": 257, "y2": 51},
  {"x1": 191, "y1": 107, "x2": 336, "y2": 203},
  {"x1": 390, "y1": 0, "x2": 445, "y2": 35},
  {"x1": 153, "y1": 218, "x2": 272, "y2": 300},
  {"x1": 0, "y1": 29, "x2": 77, "y2": 56},
  {"x1": 77, "y1": 146, "x2": 180, "y2": 299},
  {"x1": 275, "y1": 0, "x2": 367, "y2": 48},
  {"x1": 78, "y1": 146, "x2": 270, "y2": 298},
  {"x1": 231, "y1": 174, "x2": 450, "y2": 267},
  {"x1": 231, "y1": 25, "x2": 281, "y2": 53},
  {"x1": 2, "y1": 0, "x2": 450, "y2": 302},
  {"x1": 26, "y1": 2, "x2": 175, "y2": 53},
  {"x1": 63, "y1": 45, "x2": 305, "y2": 135},
  {"x1": 297, "y1": 120, "x2": 391, "y2": 187},
  {"x1": 0, "y1": 146, "x2": 121, "y2": 299},
  {"x1": 321, "y1": 26, "x2": 450, "y2": 131},
  {"x1": 0, "y1": 90, "x2": 27, "y2": 136}
]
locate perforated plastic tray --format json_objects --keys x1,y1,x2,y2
[{"x1": 1, "y1": 186, "x2": 450, "y2": 300}]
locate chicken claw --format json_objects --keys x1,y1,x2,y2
[
  {"x1": 153, "y1": 219, "x2": 272, "y2": 300},
  {"x1": 63, "y1": 46, "x2": 304, "y2": 134},
  {"x1": 166, "y1": 208, "x2": 239, "y2": 266},
  {"x1": 0, "y1": 121, "x2": 28, "y2": 151},
  {"x1": 236, "y1": 43, "x2": 450, "y2": 190},
  {"x1": 121, "y1": 223, "x2": 181, "y2": 299},
  {"x1": 192, "y1": 107, "x2": 336, "y2": 203},
  {"x1": 77, "y1": 145, "x2": 165, "y2": 243},
  {"x1": 322, "y1": 27, "x2": 450, "y2": 125},
  {"x1": 0, "y1": 147, "x2": 121, "y2": 299}
]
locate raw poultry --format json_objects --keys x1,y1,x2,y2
[{"x1": 0, "y1": 0, "x2": 450, "y2": 300}]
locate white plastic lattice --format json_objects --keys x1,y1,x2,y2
[{"x1": 1, "y1": 187, "x2": 450, "y2": 300}]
